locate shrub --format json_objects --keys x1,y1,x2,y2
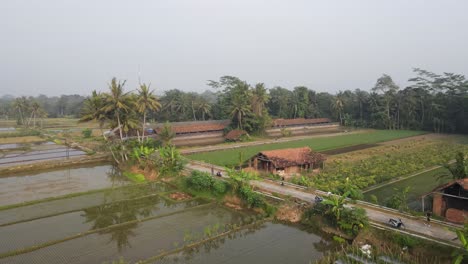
[
  {"x1": 338, "y1": 207, "x2": 369, "y2": 236},
  {"x1": 82, "y1": 128, "x2": 92, "y2": 138},
  {"x1": 187, "y1": 171, "x2": 213, "y2": 191},
  {"x1": 238, "y1": 185, "x2": 265, "y2": 208},
  {"x1": 212, "y1": 180, "x2": 227, "y2": 194},
  {"x1": 392, "y1": 233, "x2": 420, "y2": 249},
  {"x1": 186, "y1": 171, "x2": 229, "y2": 196},
  {"x1": 290, "y1": 175, "x2": 313, "y2": 187}
]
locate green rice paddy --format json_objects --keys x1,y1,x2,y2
[{"x1": 187, "y1": 130, "x2": 426, "y2": 167}]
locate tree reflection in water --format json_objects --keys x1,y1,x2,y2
[
  {"x1": 82, "y1": 195, "x2": 161, "y2": 252},
  {"x1": 158, "y1": 221, "x2": 334, "y2": 264},
  {"x1": 106, "y1": 166, "x2": 127, "y2": 186}
]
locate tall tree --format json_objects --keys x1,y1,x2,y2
[
  {"x1": 372, "y1": 74, "x2": 400, "y2": 129},
  {"x1": 80, "y1": 90, "x2": 108, "y2": 137},
  {"x1": 251, "y1": 83, "x2": 269, "y2": 116},
  {"x1": 136, "y1": 83, "x2": 161, "y2": 141},
  {"x1": 331, "y1": 92, "x2": 345, "y2": 125},
  {"x1": 102, "y1": 78, "x2": 133, "y2": 140}
]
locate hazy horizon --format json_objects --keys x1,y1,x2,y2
[{"x1": 1, "y1": 0, "x2": 468, "y2": 97}]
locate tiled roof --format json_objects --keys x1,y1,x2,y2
[
  {"x1": 225, "y1": 129, "x2": 247, "y2": 140},
  {"x1": 272, "y1": 118, "x2": 331, "y2": 127},
  {"x1": 259, "y1": 147, "x2": 325, "y2": 168},
  {"x1": 155, "y1": 122, "x2": 228, "y2": 134},
  {"x1": 433, "y1": 178, "x2": 468, "y2": 192}
]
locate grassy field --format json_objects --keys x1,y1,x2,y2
[
  {"x1": 187, "y1": 130, "x2": 426, "y2": 167},
  {"x1": 363, "y1": 167, "x2": 452, "y2": 211}
]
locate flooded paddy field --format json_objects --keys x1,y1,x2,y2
[
  {"x1": 0, "y1": 176, "x2": 332, "y2": 263},
  {"x1": 0, "y1": 195, "x2": 208, "y2": 256},
  {"x1": 0, "y1": 164, "x2": 127, "y2": 207},
  {"x1": 156, "y1": 222, "x2": 330, "y2": 264},
  {"x1": 0, "y1": 141, "x2": 86, "y2": 167},
  {"x1": 0, "y1": 182, "x2": 174, "y2": 226},
  {"x1": 0, "y1": 203, "x2": 249, "y2": 264}
]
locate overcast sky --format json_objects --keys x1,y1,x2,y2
[{"x1": 1, "y1": 0, "x2": 467, "y2": 97}]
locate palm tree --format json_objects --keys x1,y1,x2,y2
[
  {"x1": 28, "y1": 101, "x2": 41, "y2": 128},
  {"x1": 331, "y1": 93, "x2": 345, "y2": 125},
  {"x1": 197, "y1": 100, "x2": 211, "y2": 120},
  {"x1": 102, "y1": 78, "x2": 132, "y2": 140},
  {"x1": 136, "y1": 83, "x2": 161, "y2": 141},
  {"x1": 230, "y1": 95, "x2": 251, "y2": 129},
  {"x1": 251, "y1": 83, "x2": 269, "y2": 116},
  {"x1": 79, "y1": 90, "x2": 107, "y2": 137},
  {"x1": 12, "y1": 97, "x2": 28, "y2": 126},
  {"x1": 354, "y1": 89, "x2": 368, "y2": 123}
]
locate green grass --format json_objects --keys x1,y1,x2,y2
[
  {"x1": 187, "y1": 130, "x2": 426, "y2": 167},
  {"x1": 363, "y1": 167, "x2": 452, "y2": 210}
]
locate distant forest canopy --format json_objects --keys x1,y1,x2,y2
[{"x1": 1, "y1": 68, "x2": 467, "y2": 134}]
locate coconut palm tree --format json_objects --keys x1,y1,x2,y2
[
  {"x1": 354, "y1": 89, "x2": 368, "y2": 123},
  {"x1": 251, "y1": 83, "x2": 269, "y2": 116},
  {"x1": 102, "y1": 78, "x2": 132, "y2": 140},
  {"x1": 331, "y1": 93, "x2": 345, "y2": 125},
  {"x1": 28, "y1": 101, "x2": 41, "y2": 128},
  {"x1": 197, "y1": 100, "x2": 211, "y2": 120},
  {"x1": 12, "y1": 97, "x2": 28, "y2": 126},
  {"x1": 79, "y1": 90, "x2": 108, "y2": 137},
  {"x1": 230, "y1": 94, "x2": 251, "y2": 129},
  {"x1": 136, "y1": 83, "x2": 161, "y2": 141}
]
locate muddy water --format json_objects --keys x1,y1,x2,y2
[
  {"x1": 0, "y1": 165, "x2": 126, "y2": 206},
  {"x1": 156, "y1": 222, "x2": 331, "y2": 264}
]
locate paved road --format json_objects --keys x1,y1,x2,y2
[
  {"x1": 250, "y1": 180, "x2": 460, "y2": 246},
  {"x1": 185, "y1": 162, "x2": 461, "y2": 247}
]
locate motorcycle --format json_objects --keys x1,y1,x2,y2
[
  {"x1": 388, "y1": 218, "x2": 405, "y2": 229},
  {"x1": 314, "y1": 196, "x2": 323, "y2": 203}
]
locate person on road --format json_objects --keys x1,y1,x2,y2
[
  {"x1": 281, "y1": 176, "x2": 285, "y2": 186},
  {"x1": 426, "y1": 211, "x2": 432, "y2": 227}
]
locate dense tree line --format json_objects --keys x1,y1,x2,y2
[
  {"x1": 1, "y1": 68, "x2": 467, "y2": 134},
  {"x1": 0, "y1": 94, "x2": 86, "y2": 120}
]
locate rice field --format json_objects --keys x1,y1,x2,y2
[{"x1": 187, "y1": 130, "x2": 426, "y2": 167}]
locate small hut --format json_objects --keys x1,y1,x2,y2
[
  {"x1": 424, "y1": 178, "x2": 468, "y2": 223},
  {"x1": 246, "y1": 147, "x2": 325, "y2": 178}
]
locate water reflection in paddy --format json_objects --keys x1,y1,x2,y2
[
  {"x1": 0, "y1": 182, "x2": 173, "y2": 226},
  {"x1": 0, "y1": 204, "x2": 248, "y2": 264},
  {"x1": 0, "y1": 165, "x2": 126, "y2": 207},
  {"x1": 0, "y1": 195, "x2": 208, "y2": 255},
  {"x1": 156, "y1": 222, "x2": 332, "y2": 264}
]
